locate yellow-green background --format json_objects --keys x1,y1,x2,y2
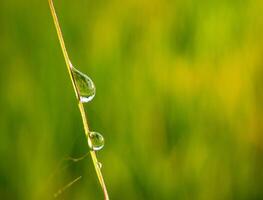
[{"x1": 0, "y1": 0, "x2": 263, "y2": 199}]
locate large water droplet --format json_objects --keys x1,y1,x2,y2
[
  {"x1": 71, "y1": 67, "x2": 96, "y2": 103},
  {"x1": 88, "y1": 131, "x2": 104, "y2": 151}
]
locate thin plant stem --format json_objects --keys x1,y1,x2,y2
[
  {"x1": 48, "y1": 0, "x2": 109, "y2": 199},
  {"x1": 54, "y1": 176, "x2": 82, "y2": 198}
]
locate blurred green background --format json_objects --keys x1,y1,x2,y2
[{"x1": 1, "y1": 0, "x2": 263, "y2": 199}]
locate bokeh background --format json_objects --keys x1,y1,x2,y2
[{"x1": 1, "y1": 0, "x2": 263, "y2": 199}]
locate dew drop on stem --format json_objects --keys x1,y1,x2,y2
[
  {"x1": 88, "y1": 131, "x2": 104, "y2": 151},
  {"x1": 71, "y1": 66, "x2": 96, "y2": 103}
]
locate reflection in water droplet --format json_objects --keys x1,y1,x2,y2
[
  {"x1": 97, "y1": 162, "x2": 102, "y2": 169},
  {"x1": 71, "y1": 67, "x2": 95, "y2": 103},
  {"x1": 88, "y1": 131, "x2": 104, "y2": 151}
]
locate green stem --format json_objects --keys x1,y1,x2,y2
[{"x1": 48, "y1": 0, "x2": 109, "y2": 199}]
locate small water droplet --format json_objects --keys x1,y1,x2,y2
[
  {"x1": 71, "y1": 67, "x2": 96, "y2": 103},
  {"x1": 88, "y1": 131, "x2": 104, "y2": 151},
  {"x1": 97, "y1": 162, "x2": 102, "y2": 169}
]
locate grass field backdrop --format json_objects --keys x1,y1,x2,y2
[{"x1": 0, "y1": 0, "x2": 263, "y2": 199}]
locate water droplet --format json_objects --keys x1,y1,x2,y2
[
  {"x1": 88, "y1": 131, "x2": 104, "y2": 151},
  {"x1": 71, "y1": 67, "x2": 96, "y2": 103},
  {"x1": 97, "y1": 162, "x2": 102, "y2": 169}
]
